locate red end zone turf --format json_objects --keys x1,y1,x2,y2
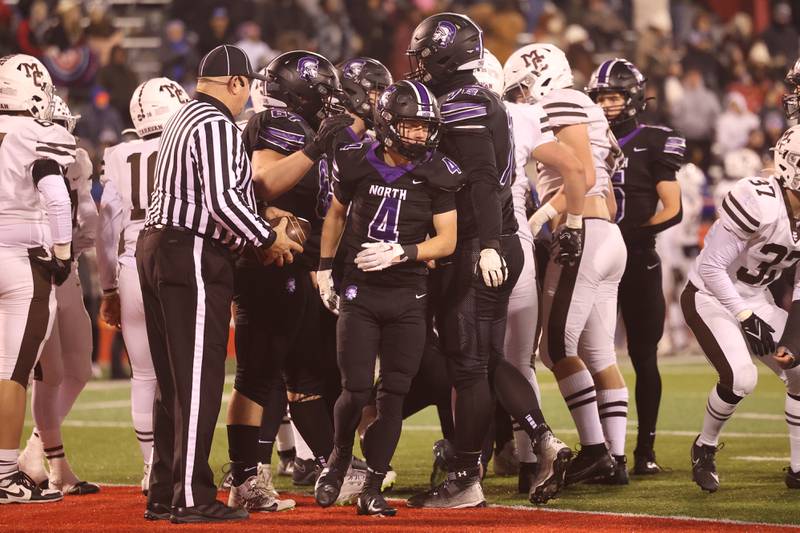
[{"x1": 0, "y1": 487, "x2": 790, "y2": 532}]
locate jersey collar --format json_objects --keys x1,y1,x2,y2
[
  {"x1": 366, "y1": 141, "x2": 424, "y2": 184},
  {"x1": 195, "y1": 91, "x2": 235, "y2": 122}
]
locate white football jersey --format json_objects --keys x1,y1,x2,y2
[
  {"x1": 535, "y1": 88, "x2": 620, "y2": 202},
  {"x1": 506, "y1": 101, "x2": 556, "y2": 245},
  {"x1": 100, "y1": 136, "x2": 160, "y2": 270},
  {"x1": 689, "y1": 176, "x2": 800, "y2": 301},
  {"x1": 61, "y1": 147, "x2": 97, "y2": 256},
  {"x1": 0, "y1": 115, "x2": 76, "y2": 248}
]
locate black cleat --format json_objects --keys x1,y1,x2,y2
[
  {"x1": 691, "y1": 435, "x2": 721, "y2": 493},
  {"x1": 292, "y1": 458, "x2": 320, "y2": 486},
  {"x1": 314, "y1": 454, "x2": 351, "y2": 508},
  {"x1": 632, "y1": 449, "x2": 663, "y2": 475},
  {"x1": 586, "y1": 455, "x2": 629, "y2": 485},
  {"x1": 408, "y1": 471, "x2": 486, "y2": 509},
  {"x1": 356, "y1": 470, "x2": 396, "y2": 517},
  {"x1": 429, "y1": 439, "x2": 454, "y2": 489},
  {"x1": 785, "y1": 467, "x2": 800, "y2": 489},
  {"x1": 144, "y1": 502, "x2": 172, "y2": 521},
  {"x1": 564, "y1": 445, "x2": 614, "y2": 486},
  {"x1": 518, "y1": 462, "x2": 538, "y2": 494},
  {"x1": 170, "y1": 500, "x2": 249, "y2": 523}
]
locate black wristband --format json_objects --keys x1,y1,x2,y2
[
  {"x1": 302, "y1": 142, "x2": 324, "y2": 161},
  {"x1": 401, "y1": 244, "x2": 418, "y2": 262},
  {"x1": 319, "y1": 257, "x2": 334, "y2": 270}
]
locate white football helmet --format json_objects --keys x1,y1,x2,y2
[
  {"x1": 473, "y1": 49, "x2": 504, "y2": 96},
  {"x1": 0, "y1": 54, "x2": 54, "y2": 119},
  {"x1": 130, "y1": 77, "x2": 189, "y2": 137},
  {"x1": 774, "y1": 125, "x2": 800, "y2": 191},
  {"x1": 723, "y1": 148, "x2": 762, "y2": 180},
  {"x1": 503, "y1": 43, "x2": 573, "y2": 103},
  {"x1": 250, "y1": 67, "x2": 287, "y2": 113},
  {"x1": 51, "y1": 95, "x2": 80, "y2": 133}
]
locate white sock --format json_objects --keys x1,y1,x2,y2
[
  {"x1": 698, "y1": 385, "x2": 739, "y2": 447},
  {"x1": 131, "y1": 375, "x2": 156, "y2": 465},
  {"x1": 38, "y1": 428, "x2": 77, "y2": 485},
  {"x1": 0, "y1": 449, "x2": 18, "y2": 477},
  {"x1": 57, "y1": 376, "x2": 88, "y2": 422},
  {"x1": 292, "y1": 422, "x2": 313, "y2": 460},
  {"x1": 31, "y1": 380, "x2": 61, "y2": 435},
  {"x1": 786, "y1": 393, "x2": 800, "y2": 472},
  {"x1": 276, "y1": 414, "x2": 295, "y2": 452},
  {"x1": 597, "y1": 387, "x2": 628, "y2": 456},
  {"x1": 558, "y1": 369, "x2": 605, "y2": 446}
]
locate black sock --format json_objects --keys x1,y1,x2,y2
[
  {"x1": 256, "y1": 438, "x2": 274, "y2": 465},
  {"x1": 453, "y1": 379, "x2": 493, "y2": 453},
  {"x1": 450, "y1": 451, "x2": 481, "y2": 479},
  {"x1": 227, "y1": 424, "x2": 260, "y2": 485},
  {"x1": 630, "y1": 350, "x2": 661, "y2": 453},
  {"x1": 363, "y1": 390, "x2": 404, "y2": 474},
  {"x1": 494, "y1": 403, "x2": 514, "y2": 453},
  {"x1": 493, "y1": 360, "x2": 546, "y2": 439},
  {"x1": 277, "y1": 447, "x2": 296, "y2": 462},
  {"x1": 290, "y1": 397, "x2": 335, "y2": 466},
  {"x1": 582, "y1": 443, "x2": 607, "y2": 455}
]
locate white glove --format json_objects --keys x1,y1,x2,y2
[
  {"x1": 317, "y1": 269, "x2": 339, "y2": 315},
  {"x1": 529, "y1": 203, "x2": 558, "y2": 236},
  {"x1": 477, "y1": 248, "x2": 507, "y2": 288},
  {"x1": 354, "y1": 242, "x2": 411, "y2": 272}
]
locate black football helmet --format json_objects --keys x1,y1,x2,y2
[
  {"x1": 337, "y1": 57, "x2": 393, "y2": 128},
  {"x1": 783, "y1": 58, "x2": 800, "y2": 121},
  {"x1": 406, "y1": 13, "x2": 483, "y2": 88},
  {"x1": 264, "y1": 50, "x2": 344, "y2": 127},
  {"x1": 374, "y1": 80, "x2": 441, "y2": 162},
  {"x1": 587, "y1": 58, "x2": 647, "y2": 126}
]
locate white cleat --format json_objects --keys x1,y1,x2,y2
[
  {"x1": 228, "y1": 463, "x2": 295, "y2": 512},
  {"x1": 0, "y1": 471, "x2": 62, "y2": 504},
  {"x1": 336, "y1": 465, "x2": 367, "y2": 506}
]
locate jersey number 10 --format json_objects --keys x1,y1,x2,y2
[{"x1": 127, "y1": 151, "x2": 157, "y2": 221}]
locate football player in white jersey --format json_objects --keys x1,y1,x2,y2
[
  {"x1": 0, "y1": 54, "x2": 74, "y2": 504},
  {"x1": 504, "y1": 43, "x2": 629, "y2": 485},
  {"x1": 17, "y1": 95, "x2": 100, "y2": 496},
  {"x1": 682, "y1": 125, "x2": 800, "y2": 492},
  {"x1": 95, "y1": 77, "x2": 189, "y2": 494},
  {"x1": 476, "y1": 50, "x2": 586, "y2": 496}
]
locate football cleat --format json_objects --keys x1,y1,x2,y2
[
  {"x1": 691, "y1": 435, "x2": 721, "y2": 493},
  {"x1": 314, "y1": 454, "x2": 352, "y2": 508},
  {"x1": 564, "y1": 445, "x2": 614, "y2": 486},
  {"x1": 292, "y1": 457, "x2": 320, "y2": 486},
  {"x1": 0, "y1": 470, "x2": 63, "y2": 504},
  {"x1": 277, "y1": 456, "x2": 294, "y2": 477},
  {"x1": 493, "y1": 440, "x2": 519, "y2": 477},
  {"x1": 382, "y1": 467, "x2": 397, "y2": 492},
  {"x1": 336, "y1": 464, "x2": 367, "y2": 505},
  {"x1": 141, "y1": 463, "x2": 151, "y2": 496},
  {"x1": 144, "y1": 501, "x2": 172, "y2": 521},
  {"x1": 529, "y1": 427, "x2": 572, "y2": 504},
  {"x1": 429, "y1": 439, "x2": 454, "y2": 488},
  {"x1": 785, "y1": 467, "x2": 800, "y2": 489},
  {"x1": 228, "y1": 463, "x2": 295, "y2": 512},
  {"x1": 407, "y1": 472, "x2": 486, "y2": 509},
  {"x1": 171, "y1": 500, "x2": 249, "y2": 524},
  {"x1": 586, "y1": 455, "x2": 629, "y2": 485},
  {"x1": 219, "y1": 462, "x2": 233, "y2": 490},
  {"x1": 357, "y1": 488, "x2": 397, "y2": 516},
  {"x1": 632, "y1": 449, "x2": 663, "y2": 475},
  {"x1": 518, "y1": 462, "x2": 538, "y2": 494},
  {"x1": 58, "y1": 480, "x2": 101, "y2": 496}
]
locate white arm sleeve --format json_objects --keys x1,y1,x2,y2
[
  {"x1": 698, "y1": 223, "x2": 748, "y2": 317},
  {"x1": 37, "y1": 174, "x2": 73, "y2": 245},
  {"x1": 96, "y1": 180, "x2": 124, "y2": 292},
  {"x1": 794, "y1": 265, "x2": 800, "y2": 302}
]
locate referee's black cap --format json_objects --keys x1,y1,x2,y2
[{"x1": 198, "y1": 45, "x2": 269, "y2": 81}]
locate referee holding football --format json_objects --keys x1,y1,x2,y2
[{"x1": 136, "y1": 44, "x2": 302, "y2": 524}]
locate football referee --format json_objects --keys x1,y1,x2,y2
[{"x1": 136, "y1": 44, "x2": 301, "y2": 524}]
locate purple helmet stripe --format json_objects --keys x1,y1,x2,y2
[{"x1": 597, "y1": 59, "x2": 614, "y2": 85}]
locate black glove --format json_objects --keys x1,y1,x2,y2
[
  {"x1": 302, "y1": 113, "x2": 354, "y2": 160},
  {"x1": 740, "y1": 312, "x2": 776, "y2": 357},
  {"x1": 28, "y1": 247, "x2": 71, "y2": 286},
  {"x1": 554, "y1": 225, "x2": 583, "y2": 266}
]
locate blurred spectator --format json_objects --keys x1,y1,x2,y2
[
  {"x1": 582, "y1": 0, "x2": 628, "y2": 53},
  {"x1": 161, "y1": 19, "x2": 198, "y2": 88},
  {"x1": 347, "y1": 0, "x2": 396, "y2": 65},
  {"x1": 84, "y1": 0, "x2": 123, "y2": 66},
  {"x1": 468, "y1": 1, "x2": 525, "y2": 63},
  {"x1": 635, "y1": 12, "x2": 674, "y2": 82},
  {"x1": 681, "y1": 11, "x2": 723, "y2": 91},
  {"x1": 44, "y1": 0, "x2": 85, "y2": 51},
  {"x1": 760, "y1": 2, "x2": 799, "y2": 68},
  {"x1": 15, "y1": 0, "x2": 49, "y2": 57},
  {"x1": 235, "y1": 21, "x2": 278, "y2": 70},
  {"x1": 97, "y1": 45, "x2": 138, "y2": 130},
  {"x1": 313, "y1": 0, "x2": 357, "y2": 64},
  {"x1": 198, "y1": 6, "x2": 233, "y2": 57},
  {"x1": 715, "y1": 91, "x2": 759, "y2": 156},
  {"x1": 75, "y1": 87, "x2": 124, "y2": 151},
  {"x1": 670, "y1": 69, "x2": 721, "y2": 169}
]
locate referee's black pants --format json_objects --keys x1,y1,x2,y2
[
  {"x1": 136, "y1": 227, "x2": 234, "y2": 509},
  {"x1": 618, "y1": 246, "x2": 665, "y2": 455}
]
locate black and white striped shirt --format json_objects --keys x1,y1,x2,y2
[{"x1": 145, "y1": 92, "x2": 275, "y2": 253}]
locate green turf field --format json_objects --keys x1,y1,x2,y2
[{"x1": 37, "y1": 356, "x2": 800, "y2": 526}]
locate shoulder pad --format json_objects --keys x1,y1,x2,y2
[
  {"x1": 414, "y1": 152, "x2": 465, "y2": 191},
  {"x1": 644, "y1": 125, "x2": 685, "y2": 170},
  {"x1": 332, "y1": 141, "x2": 373, "y2": 185},
  {"x1": 19, "y1": 119, "x2": 77, "y2": 169},
  {"x1": 440, "y1": 85, "x2": 501, "y2": 127},
  {"x1": 719, "y1": 176, "x2": 779, "y2": 238},
  {"x1": 539, "y1": 88, "x2": 593, "y2": 127},
  {"x1": 243, "y1": 107, "x2": 311, "y2": 155}
]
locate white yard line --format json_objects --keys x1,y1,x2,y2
[{"x1": 732, "y1": 455, "x2": 789, "y2": 462}]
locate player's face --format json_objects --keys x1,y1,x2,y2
[
  {"x1": 596, "y1": 92, "x2": 626, "y2": 120},
  {"x1": 398, "y1": 119, "x2": 430, "y2": 144}
]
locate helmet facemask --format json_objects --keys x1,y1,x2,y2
[{"x1": 385, "y1": 117, "x2": 440, "y2": 162}]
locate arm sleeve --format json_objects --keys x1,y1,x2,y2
[
  {"x1": 195, "y1": 120, "x2": 276, "y2": 248},
  {"x1": 697, "y1": 221, "x2": 749, "y2": 317},
  {"x1": 331, "y1": 152, "x2": 353, "y2": 205},
  {"x1": 779, "y1": 268, "x2": 800, "y2": 355},
  {"x1": 96, "y1": 180, "x2": 124, "y2": 291},
  {"x1": 36, "y1": 172, "x2": 73, "y2": 245}
]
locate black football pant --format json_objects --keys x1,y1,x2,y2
[
  {"x1": 436, "y1": 235, "x2": 535, "y2": 456},
  {"x1": 618, "y1": 246, "x2": 665, "y2": 454},
  {"x1": 137, "y1": 228, "x2": 232, "y2": 509},
  {"x1": 333, "y1": 278, "x2": 427, "y2": 473},
  {"x1": 232, "y1": 261, "x2": 338, "y2": 464}
]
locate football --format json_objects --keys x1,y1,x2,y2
[{"x1": 269, "y1": 215, "x2": 311, "y2": 246}]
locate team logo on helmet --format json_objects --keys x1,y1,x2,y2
[
  {"x1": 342, "y1": 59, "x2": 365, "y2": 80},
  {"x1": 159, "y1": 82, "x2": 189, "y2": 103},
  {"x1": 432, "y1": 21, "x2": 457, "y2": 49},
  {"x1": 378, "y1": 84, "x2": 397, "y2": 110},
  {"x1": 520, "y1": 49, "x2": 547, "y2": 74},
  {"x1": 297, "y1": 56, "x2": 320, "y2": 81},
  {"x1": 18, "y1": 61, "x2": 46, "y2": 89}
]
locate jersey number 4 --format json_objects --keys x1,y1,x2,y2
[
  {"x1": 368, "y1": 197, "x2": 401, "y2": 242},
  {"x1": 127, "y1": 151, "x2": 157, "y2": 221},
  {"x1": 736, "y1": 243, "x2": 800, "y2": 286}
]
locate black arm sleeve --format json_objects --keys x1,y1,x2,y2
[
  {"x1": 780, "y1": 300, "x2": 800, "y2": 360},
  {"x1": 455, "y1": 131, "x2": 502, "y2": 250}
]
